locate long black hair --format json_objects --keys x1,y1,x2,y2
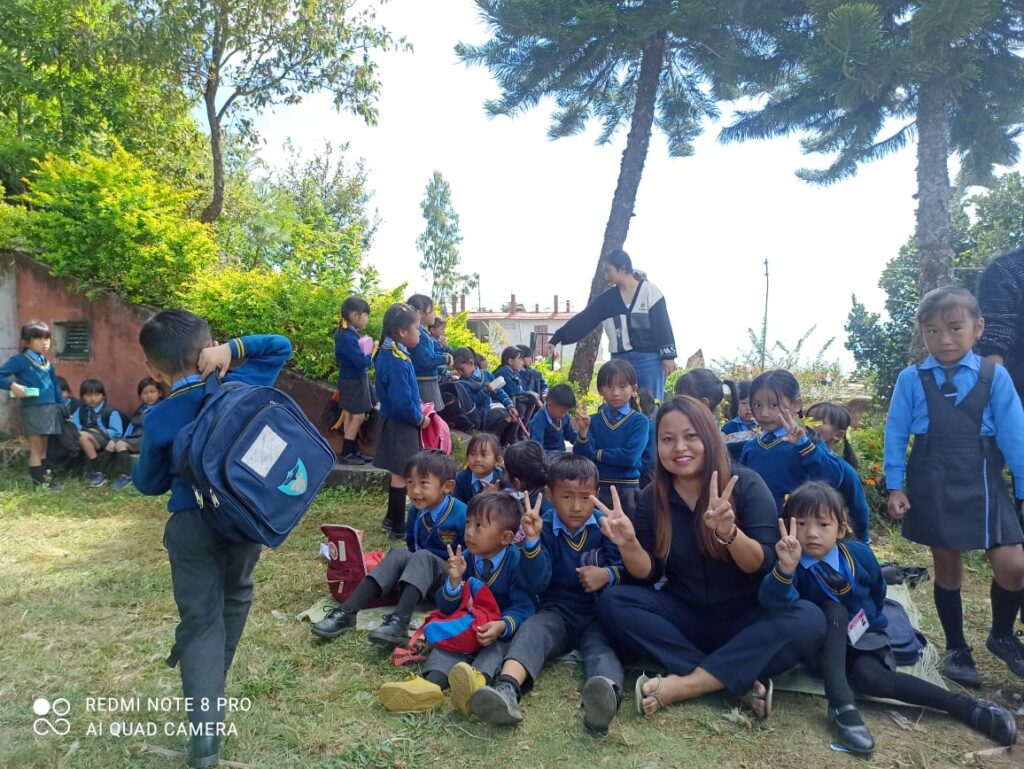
[
  {"x1": 674, "y1": 368, "x2": 737, "y2": 417},
  {"x1": 806, "y1": 402, "x2": 858, "y2": 468},
  {"x1": 376, "y1": 303, "x2": 419, "y2": 359}
]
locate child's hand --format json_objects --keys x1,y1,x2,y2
[
  {"x1": 521, "y1": 491, "x2": 544, "y2": 541},
  {"x1": 572, "y1": 409, "x2": 590, "y2": 438},
  {"x1": 446, "y1": 544, "x2": 467, "y2": 586},
  {"x1": 778, "y1": 405, "x2": 807, "y2": 445},
  {"x1": 702, "y1": 471, "x2": 740, "y2": 540},
  {"x1": 593, "y1": 486, "x2": 637, "y2": 547},
  {"x1": 576, "y1": 566, "x2": 611, "y2": 593},
  {"x1": 198, "y1": 343, "x2": 233, "y2": 380},
  {"x1": 888, "y1": 490, "x2": 911, "y2": 520},
  {"x1": 775, "y1": 517, "x2": 802, "y2": 573},
  {"x1": 475, "y1": 620, "x2": 505, "y2": 647},
  {"x1": 9, "y1": 382, "x2": 26, "y2": 398},
  {"x1": 444, "y1": 353, "x2": 454, "y2": 367},
  {"x1": 479, "y1": 479, "x2": 500, "y2": 493}
]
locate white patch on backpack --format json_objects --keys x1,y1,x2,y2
[{"x1": 240, "y1": 425, "x2": 288, "y2": 478}]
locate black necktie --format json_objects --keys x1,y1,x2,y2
[
  {"x1": 480, "y1": 558, "x2": 493, "y2": 581},
  {"x1": 814, "y1": 561, "x2": 850, "y2": 595},
  {"x1": 941, "y1": 366, "x2": 959, "y2": 400}
]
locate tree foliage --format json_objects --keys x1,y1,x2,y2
[{"x1": 416, "y1": 171, "x2": 476, "y2": 309}]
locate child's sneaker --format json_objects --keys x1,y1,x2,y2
[
  {"x1": 111, "y1": 474, "x2": 132, "y2": 490},
  {"x1": 378, "y1": 676, "x2": 444, "y2": 713},
  {"x1": 986, "y1": 632, "x2": 1024, "y2": 677},
  {"x1": 88, "y1": 472, "x2": 107, "y2": 488},
  {"x1": 942, "y1": 646, "x2": 981, "y2": 688},
  {"x1": 471, "y1": 682, "x2": 523, "y2": 725},
  {"x1": 449, "y1": 662, "x2": 485, "y2": 716},
  {"x1": 581, "y1": 676, "x2": 619, "y2": 734}
]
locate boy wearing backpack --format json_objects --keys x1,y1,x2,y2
[{"x1": 132, "y1": 310, "x2": 292, "y2": 769}]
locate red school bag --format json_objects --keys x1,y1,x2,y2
[
  {"x1": 321, "y1": 524, "x2": 395, "y2": 608},
  {"x1": 391, "y1": 577, "x2": 502, "y2": 666}
]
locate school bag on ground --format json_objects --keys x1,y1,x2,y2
[
  {"x1": 391, "y1": 577, "x2": 502, "y2": 666},
  {"x1": 173, "y1": 374, "x2": 334, "y2": 548},
  {"x1": 882, "y1": 598, "x2": 928, "y2": 667},
  {"x1": 439, "y1": 380, "x2": 481, "y2": 431},
  {"x1": 321, "y1": 524, "x2": 394, "y2": 608}
]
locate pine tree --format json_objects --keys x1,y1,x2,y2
[{"x1": 417, "y1": 171, "x2": 478, "y2": 310}]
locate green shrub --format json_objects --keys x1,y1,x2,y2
[{"x1": 444, "y1": 312, "x2": 499, "y2": 369}]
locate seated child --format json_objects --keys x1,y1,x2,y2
[
  {"x1": 57, "y1": 376, "x2": 81, "y2": 418},
  {"x1": 451, "y1": 347, "x2": 520, "y2": 445},
  {"x1": 429, "y1": 317, "x2": 452, "y2": 382},
  {"x1": 806, "y1": 402, "x2": 870, "y2": 543},
  {"x1": 529, "y1": 383, "x2": 578, "y2": 454},
  {"x1": 111, "y1": 377, "x2": 168, "y2": 490},
  {"x1": 502, "y1": 440, "x2": 556, "y2": 541},
  {"x1": 454, "y1": 434, "x2": 505, "y2": 504},
  {"x1": 378, "y1": 491, "x2": 536, "y2": 714},
  {"x1": 722, "y1": 380, "x2": 757, "y2": 434},
  {"x1": 637, "y1": 388, "x2": 657, "y2": 489},
  {"x1": 494, "y1": 346, "x2": 541, "y2": 425},
  {"x1": 760, "y1": 483, "x2": 1017, "y2": 754},
  {"x1": 469, "y1": 455, "x2": 630, "y2": 734},
  {"x1": 312, "y1": 450, "x2": 467, "y2": 646},
  {"x1": 70, "y1": 379, "x2": 126, "y2": 488},
  {"x1": 517, "y1": 344, "x2": 549, "y2": 399}
]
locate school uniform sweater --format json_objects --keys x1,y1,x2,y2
[
  {"x1": 884, "y1": 351, "x2": 1024, "y2": 494},
  {"x1": 375, "y1": 339, "x2": 423, "y2": 426},
  {"x1": 0, "y1": 351, "x2": 61, "y2": 406},
  {"x1": 759, "y1": 539, "x2": 887, "y2": 631},
  {"x1": 721, "y1": 417, "x2": 757, "y2": 435},
  {"x1": 977, "y1": 249, "x2": 1024, "y2": 397},
  {"x1": 529, "y1": 406, "x2": 578, "y2": 451},
  {"x1": 739, "y1": 429, "x2": 845, "y2": 517},
  {"x1": 334, "y1": 324, "x2": 371, "y2": 380},
  {"x1": 521, "y1": 365, "x2": 548, "y2": 396},
  {"x1": 124, "y1": 403, "x2": 153, "y2": 438},
  {"x1": 453, "y1": 467, "x2": 506, "y2": 504},
  {"x1": 62, "y1": 396, "x2": 82, "y2": 419},
  {"x1": 549, "y1": 281, "x2": 676, "y2": 359},
  {"x1": 834, "y1": 452, "x2": 871, "y2": 543},
  {"x1": 410, "y1": 326, "x2": 448, "y2": 381},
  {"x1": 573, "y1": 404, "x2": 649, "y2": 487},
  {"x1": 641, "y1": 414, "x2": 656, "y2": 475},
  {"x1": 467, "y1": 368, "x2": 513, "y2": 410},
  {"x1": 405, "y1": 494, "x2": 467, "y2": 559},
  {"x1": 438, "y1": 544, "x2": 537, "y2": 639},
  {"x1": 521, "y1": 510, "x2": 623, "y2": 617},
  {"x1": 132, "y1": 335, "x2": 292, "y2": 512},
  {"x1": 71, "y1": 401, "x2": 125, "y2": 439}
]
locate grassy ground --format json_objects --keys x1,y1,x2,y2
[{"x1": 1, "y1": 470, "x2": 1022, "y2": 769}]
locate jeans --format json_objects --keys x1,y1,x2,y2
[{"x1": 612, "y1": 351, "x2": 665, "y2": 401}]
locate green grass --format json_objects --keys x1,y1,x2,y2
[{"x1": 1, "y1": 474, "x2": 1022, "y2": 769}]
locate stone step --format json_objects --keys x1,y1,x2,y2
[{"x1": 324, "y1": 461, "x2": 389, "y2": 491}]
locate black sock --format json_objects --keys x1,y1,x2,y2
[
  {"x1": 86, "y1": 457, "x2": 99, "y2": 474},
  {"x1": 116, "y1": 450, "x2": 131, "y2": 477},
  {"x1": 423, "y1": 670, "x2": 448, "y2": 690},
  {"x1": 821, "y1": 603, "x2": 860, "y2": 724},
  {"x1": 341, "y1": 439, "x2": 357, "y2": 456},
  {"x1": 496, "y1": 674, "x2": 522, "y2": 701},
  {"x1": 29, "y1": 465, "x2": 45, "y2": 485},
  {"x1": 934, "y1": 585, "x2": 967, "y2": 650},
  {"x1": 387, "y1": 486, "x2": 407, "y2": 532},
  {"x1": 990, "y1": 579, "x2": 1023, "y2": 638},
  {"x1": 394, "y1": 584, "x2": 422, "y2": 623},
  {"x1": 340, "y1": 576, "x2": 380, "y2": 613},
  {"x1": 850, "y1": 654, "x2": 975, "y2": 723}
]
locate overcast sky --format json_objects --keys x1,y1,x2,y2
[{"x1": 254, "y1": 0, "x2": 1021, "y2": 371}]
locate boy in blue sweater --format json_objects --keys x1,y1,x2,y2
[
  {"x1": 517, "y1": 344, "x2": 549, "y2": 398},
  {"x1": 470, "y1": 455, "x2": 628, "y2": 734},
  {"x1": 451, "y1": 347, "x2": 521, "y2": 444},
  {"x1": 529, "y1": 383, "x2": 579, "y2": 453},
  {"x1": 379, "y1": 491, "x2": 537, "y2": 714},
  {"x1": 312, "y1": 450, "x2": 467, "y2": 646},
  {"x1": 131, "y1": 309, "x2": 292, "y2": 769}
]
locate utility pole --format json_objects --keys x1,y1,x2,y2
[{"x1": 760, "y1": 258, "x2": 769, "y2": 370}]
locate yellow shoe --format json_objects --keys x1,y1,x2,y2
[
  {"x1": 449, "y1": 662, "x2": 486, "y2": 717},
  {"x1": 378, "y1": 676, "x2": 444, "y2": 713}
]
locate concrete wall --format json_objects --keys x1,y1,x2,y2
[{"x1": 0, "y1": 253, "x2": 20, "y2": 435}]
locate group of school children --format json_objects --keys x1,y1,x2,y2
[
  {"x1": 6, "y1": 281, "x2": 1024, "y2": 767},
  {"x1": 0, "y1": 320, "x2": 168, "y2": 491}
]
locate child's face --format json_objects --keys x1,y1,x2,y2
[
  {"x1": 405, "y1": 471, "x2": 453, "y2": 510},
  {"x1": 140, "y1": 384, "x2": 162, "y2": 406},
  {"x1": 522, "y1": 354, "x2": 534, "y2": 367},
  {"x1": 547, "y1": 478, "x2": 599, "y2": 533},
  {"x1": 811, "y1": 417, "x2": 842, "y2": 452},
  {"x1": 28, "y1": 337, "x2": 51, "y2": 354},
  {"x1": 794, "y1": 510, "x2": 844, "y2": 559},
  {"x1": 468, "y1": 445, "x2": 499, "y2": 477},
  {"x1": 464, "y1": 513, "x2": 514, "y2": 557},
  {"x1": 599, "y1": 377, "x2": 636, "y2": 411},
  {"x1": 546, "y1": 402, "x2": 570, "y2": 421},
  {"x1": 750, "y1": 388, "x2": 800, "y2": 432},
  {"x1": 657, "y1": 410, "x2": 705, "y2": 480},
  {"x1": 396, "y1": 320, "x2": 420, "y2": 348},
  {"x1": 737, "y1": 398, "x2": 754, "y2": 423},
  {"x1": 509, "y1": 356, "x2": 524, "y2": 372},
  {"x1": 421, "y1": 306, "x2": 437, "y2": 326},
  {"x1": 454, "y1": 360, "x2": 475, "y2": 378},
  {"x1": 429, "y1": 323, "x2": 445, "y2": 339},
  {"x1": 61, "y1": 388, "x2": 72, "y2": 401},
  {"x1": 83, "y1": 392, "x2": 104, "y2": 408},
  {"x1": 348, "y1": 311, "x2": 369, "y2": 330},
  {"x1": 921, "y1": 309, "x2": 984, "y2": 366}
]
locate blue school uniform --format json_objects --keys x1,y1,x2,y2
[
  {"x1": 406, "y1": 494, "x2": 467, "y2": 559},
  {"x1": 722, "y1": 416, "x2": 757, "y2": 435},
  {"x1": 521, "y1": 510, "x2": 623, "y2": 617},
  {"x1": 71, "y1": 401, "x2": 126, "y2": 440},
  {"x1": 832, "y1": 452, "x2": 871, "y2": 543},
  {"x1": 493, "y1": 365, "x2": 527, "y2": 396},
  {"x1": 124, "y1": 403, "x2": 153, "y2": 439},
  {"x1": 529, "y1": 406, "x2": 578, "y2": 451},
  {"x1": 375, "y1": 340, "x2": 422, "y2": 427},
  {"x1": 468, "y1": 368, "x2": 514, "y2": 410},
  {"x1": 521, "y1": 365, "x2": 548, "y2": 397},
  {"x1": 739, "y1": 427, "x2": 845, "y2": 517},
  {"x1": 439, "y1": 544, "x2": 536, "y2": 638},
  {"x1": 573, "y1": 404, "x2": 649, "y2": 489},
  {"x1": 453, "y1": 467, "x2": 506, "y2": 504},
  {"x1": 334, "y1": 324, "x2": 371, "y2": 379},
  {"x1": 410, "y1": 326, "x2": 448, "y2": 383},
  {"x1": 640, "y1": 414, "x2": 656, "y2": 478},
  {"x1": 0, "y1": 350, "x2": 61, "y2": 405}
]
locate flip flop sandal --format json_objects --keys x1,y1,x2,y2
[
  {"x1": 634, "y1": 673, "x2": 664, "y2": 716},
  {"x1": 739, "y1": 678, "x2": 773, "y2": 720}
]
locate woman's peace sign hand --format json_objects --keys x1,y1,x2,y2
[
  {"x1": 593, "y1": 485, "x2": 637, "y2": 547},
  {"x1": 775, "y1": 518, "x2": 802, "y2": 573},
  {"x1": 779, "y1": 405, "x2": 807, "y2": 445},
  {"x1": 520, "y1": 491, "x2": 544, "y2": 541},
  {"x1": 702, "y1": 471, "x2": 739, "y2": 539}
]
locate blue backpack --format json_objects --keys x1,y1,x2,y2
[{"x1": 173, "y1": 375, "x2": 335, "y2": 547}]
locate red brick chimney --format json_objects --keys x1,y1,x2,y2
[
  {"x1": 566, "y1": 300, "x2": 570, "y2": 313},
  {"x1": 460, "y1": 295, "x2": 465, "y2": 312},
  {"x1": 553, "y1": 295, "x2": 558, "y2": 315},
  {"x1": 510, "y1": 293, "x2": 516, "y2": 314}
]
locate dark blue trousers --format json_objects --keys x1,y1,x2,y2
[{"x1": 597, "y1": 585, "x2": 825, "y2": 695}]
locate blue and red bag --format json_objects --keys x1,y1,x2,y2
[{"x1": 391, "y1": 577, "x2": 501, "y2": 666}]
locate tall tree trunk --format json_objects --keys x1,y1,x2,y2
[
  {"x1": 566, "y1": 31, "x2": 667, "y2": 391},
  {"x1": 911, "y1": 81, "x2": 955, "y2": 360},
  {"x1": 200, "y1": 9, "x2": 228, "y2": 224}
]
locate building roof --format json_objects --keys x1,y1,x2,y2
[{"x1": 467, "y1": 311, "x2": 576, "y2": 321}]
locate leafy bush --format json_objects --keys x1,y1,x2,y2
[
  {"x1": 14, "y1": 143, "x2": 218, "y2": 307},
  {"x1": 444, "y1": 312, "x2": 499, "y2": 369},
  {"x1": 849, "y1": 419, "x2": 886, "y2": 517},
  {"x1": 534, "y1": 358, "x2": 601, "y2": 411}
]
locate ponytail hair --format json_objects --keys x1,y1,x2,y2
[
  {"x1": 406, "y1": 294, "x2": 434, "y2": 316},
  {"x1": 604, "y1": 249, "x2": 646, "y2": 282},
  {"x1": 377, "y1": 303, "x2": 419, "y2": 358},
  {"x1": 675, "y1": 368, "x2": 735, "y2": 418},
  {"x1": 339, "y1": 296, "x2": 371, "y2": 328},
  {"x1": 806, "y1": 402, "x2": 858, "y2": 469},
  {"x1": 749, "y1": 369, "x2": 803, "y2": 416},
  {"x1": 596, "y1": 358, "x2": 639, "y2": 411}
]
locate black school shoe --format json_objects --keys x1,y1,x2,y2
[
  {"x1": 942, "y1": 647, "x2": 982, "y2": 688},
  {"x1": 581, "y1": 676, "x2": 619, "y2": 734},
  {"x1": 986, "y1": 632, "x2": 1024, "y2": 677},
  {"x1": 471, "y1": 682, "x2": 523, "y2": 726},
  {"x1": 969, "y1": 699, "x2": 1019, "y2": 746},
  {"x1": 828, "y1": 705, "x2": 875, "y2": 754},
  {"x1": 311, "y1": 606, "x2": 357, "y2": 640},
  {"x1": 368, "y1": 614, "x2": 409, "y2": 647},
  {"x1": 188, "y1": 734, "x2": 219, "y2": 768}
]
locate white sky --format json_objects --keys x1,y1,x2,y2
[{"x1": 253, "y1": 0, "x2": 1021, "y2": 371}]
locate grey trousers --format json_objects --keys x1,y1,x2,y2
[
  {"x1": 163, "y1": 509, "x2": 262, "y2": 727},
  {"x1": 422, "y1": 641, "x2": 510, "y2": 686},
  {"x1": 367, "y1": 547, "x2": 447, "y2": 598}
]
